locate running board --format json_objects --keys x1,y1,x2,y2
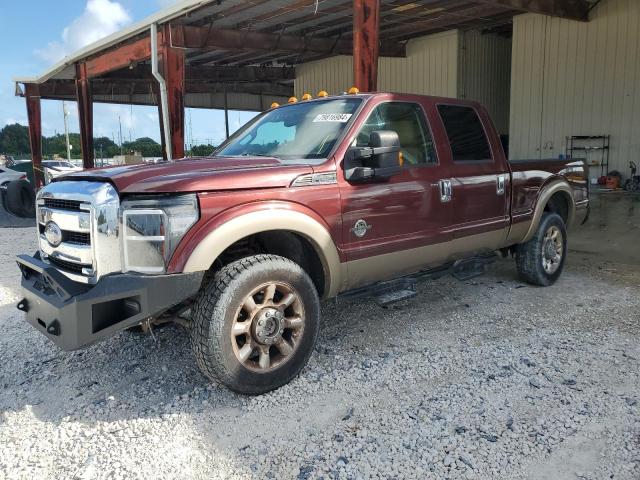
[
  {"x1": 337, "y1": 254, "x2": 497, "y2": 307},
  {"x1": 451, "y1": 253, "x2": 497, "y2": 281}
]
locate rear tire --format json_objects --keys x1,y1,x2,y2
[
  {"x1": 190, "y1": 254, "x2": 320, "y2": 394},
  {"x1": 516, "y1": 212, "x2": 567, "y2": 286},
  {"x1": 6, "y1": 180, "x2": 35, "y2": 218}
]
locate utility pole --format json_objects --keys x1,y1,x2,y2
[
  {"x1": 63, "y1": 101, "x2": 71, "y2": 161},
  {"x1": 118, "y1": 115, "x2": 123, "y2": 155}
]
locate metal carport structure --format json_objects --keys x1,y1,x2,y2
[{"x1": 14, "y1": 0, "x2": 589, "y2": 188}]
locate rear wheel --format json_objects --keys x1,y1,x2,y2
[
  {"x1": 190, "y1": 254, "x2": 320, "y2": 394},
  {"x1": 516, "y1": 212, "x2": 567, "y2": 286}
]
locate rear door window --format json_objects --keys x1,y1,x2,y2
[{"x1": 437, "y1": 105, "x2": 492, "y2": 162}]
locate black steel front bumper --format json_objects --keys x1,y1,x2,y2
[{"x1": 16, "y1": 254, "x2": 204, "y2": 351}]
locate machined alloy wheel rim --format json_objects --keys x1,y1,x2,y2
[
  {"x1": 542, "y1": 225, "x2": 563, "y2": 274},
  {"x1": 231, "y1": 281, "x2": 305, "y2": 372}
]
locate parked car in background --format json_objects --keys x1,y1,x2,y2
[
  {"x1": 5, "y1": 158, "x2": 30, "y2": 168},
  {"x1": 43, "y1": 160, "x2": 82, "y2": 183},
  {"x1": 0, "y1": 166, "x2": 27, "y2": 186}
]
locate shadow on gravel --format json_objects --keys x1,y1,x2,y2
[
  {"x1": 0, "y1": 194, "x2": 637, "y2": 431},
  {"x1": 0, "y1": 260, "x2": 523, "y2": 428}
]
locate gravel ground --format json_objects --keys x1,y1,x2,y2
[{"x1": 1, "y1": 194, "x2": 639, "y2": 480}]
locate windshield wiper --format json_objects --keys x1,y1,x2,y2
[{"x1": 241, "y1": 153, "x2": 280, "y2": 159}]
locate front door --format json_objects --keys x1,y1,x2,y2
[{"x1": 337, "y1": 99, "x2": 452, "y2": 290}]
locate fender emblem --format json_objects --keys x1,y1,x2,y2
[{"x1": 351, "y1": 219, "x2": 372, "y2": 238}]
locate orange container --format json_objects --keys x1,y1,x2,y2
[{"x1": 606, "y1": 176, "x2": 620, "y2": 189}]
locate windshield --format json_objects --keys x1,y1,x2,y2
[{"x1": 215, "y1": 98, "x2": 362, "y2": 161}]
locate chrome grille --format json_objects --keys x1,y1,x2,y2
[
  {"x1": 43, "y1": 198, "x2": 83, "y2": 211},
  {"x1": 64, "y1": 230, "x2": 91, "y2": 245},
  {"x1": 48, "y1": 256, "x2": 89, "y2": 274},
  {"x1": 39, "y1": 224, "x2": 90, "y2": 245},
  {"x1": 37, "y1": 181, "x2": 121, "y2": 284}
]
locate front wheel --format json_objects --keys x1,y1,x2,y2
[
  {"x1": 516, "y1": 212, "x2": 567, "y2": 286},
  {"x1": 190, "y1": 254, "x2": 320, "y2": 394}
]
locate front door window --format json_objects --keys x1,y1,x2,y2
[{"x1": 355, "y1": 102, "x2": 437, "y2": 166}]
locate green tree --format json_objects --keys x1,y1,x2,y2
[
  {"x1": 42, "y1": 133, "x2": 82, "y2": 159},
  {"x1": 190, "y1": 144, "x2": 216, "y2": 157},
  {"x1": 0, "y1": 123, "x2": 30, "y2": 156},
  {"x1": 94, "y1": 137, "x2": 119, "y2": 159},
  {"x1": 122, "y1": 137, "x2": 162, "y2": 157}
]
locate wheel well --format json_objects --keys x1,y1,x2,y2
[
  {"x1": 213, "y1": 231, "x2": 326, "y2": 297},
  {"x1": 544, "y1": 191, "x2": 570, "y2": 224}
]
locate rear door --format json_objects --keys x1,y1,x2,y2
[
  {"x1": 435, "y1": 103, "x2": 510, "y2": 252},
  {"x1": 337, "y1": 98, "x2": 452, "y2": 289}
]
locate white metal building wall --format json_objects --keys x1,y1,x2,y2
[
  {"x1": 294, "y1": 31, "x2": 459, "y2": 98},
  {"x1": 458, "y1": 30, "x2": 512, "y2": 135},
  {"x1": 509, "y1": 0, "x2": 640, "y2": 174}
]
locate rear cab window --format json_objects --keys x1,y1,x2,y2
[{"x1": 437, "y1": 105, "x2": 492, "y2": 162}]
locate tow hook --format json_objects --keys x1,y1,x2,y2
[
  {"x1": 46, "y1": 320, "x2": 61, "y2": 336},
  {"x1": 16, "y1": 298, "x2": 29, "y2": 312}
]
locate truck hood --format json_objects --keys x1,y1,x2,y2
[{"x1": 58, "y1": 156, "x2": 314, "y2": 194}]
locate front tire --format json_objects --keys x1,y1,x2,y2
[
  {"x1": 516, "y1": 212, "x2": 567, "y2": 286},
  {"x1": 190, "y1": 254, "x2": 320, "y2": 394}
]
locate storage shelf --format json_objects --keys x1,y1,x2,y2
[{"x1": 566, "y1": 135, "x2": 610, "y2": 178}]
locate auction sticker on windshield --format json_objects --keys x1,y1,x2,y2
[{"x1": 313, "y1": 113, "x2": 352, "y2": 123}]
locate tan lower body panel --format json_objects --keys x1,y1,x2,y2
[
  {"x1": 343, "y1": 228, "x2": 509, "y2": 291},
  {"x1": 506, "y1": 220, "x2": 530, "y2": 245}
]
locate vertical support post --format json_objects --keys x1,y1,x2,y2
[
  {"x1": 24, "y1": 83, "x2": 44, "y2": 189},
  {"x1": 75, "y1": 62, "x2": 94, "y2": 169},
  {"x1": 224, "y1": 89, "x2": 230, "y2": 139},
  {"x1": 161, "y1": 24, "x2": 185, "y2": 159},
  {"x1": 353, "y1": 0, "x2": 380, "y2": 92}
]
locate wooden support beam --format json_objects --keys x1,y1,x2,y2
[
  {"x1": 34, "y1": 78, "x2": 294, "y2": 98},
  {"x1": 473, "y1": 0, "x2": 589, "y2": 21},
  {"x1": 353, "y1": 0, "x2": 380, "y2": 92},
  {"x1": 85, "y1": 35, "x2": 156, "y2": 78},
  {"x1": 75, "y1": 63, "x2": 94, "y2": 169},
  {"x1": 24, "y1": 84, "x2": 44, "y2": 189},
  {"x1": 102, "y1": 65, "x2": 296, "y2": 83},
  {"x1": 161, "y1": 24, "x2": 185, "y2": 159},
  {"x1": 171, "y1": 24, "x2": 405, "y2": 58}
]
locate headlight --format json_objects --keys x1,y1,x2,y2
[{"x1": 120, "y1": 194, "x2": 199, "y2": 274}]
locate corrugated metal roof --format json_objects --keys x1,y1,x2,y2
[
  {"x1": 13, "y1": 0, "x2": 213, "y2": 84},
  {"x1": 16, "y1": 0, "x2": 525, "y2": 87}
]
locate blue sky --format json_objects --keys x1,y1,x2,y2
[{"x1": 0, "y1": 0, "x2": 257, "y2": 148}]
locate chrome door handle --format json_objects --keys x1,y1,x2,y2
[
  {"x1": 439, "y1": 179, "x2": 452, "y2": 203},
  {"x1": 496, "y1": 175, "x2": 505, "y2": 195}
]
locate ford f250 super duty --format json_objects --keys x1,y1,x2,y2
[{"x1": 16, "y1": 92, "x2": 589, "y2": 394}]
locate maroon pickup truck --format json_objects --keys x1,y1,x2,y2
[{"x1": 17, "y1": 92, "x2": 589, "y2": 394}]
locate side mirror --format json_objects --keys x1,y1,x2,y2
[{"x1": 345, "y1": 130, "x2": 402, "y2": 182}]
